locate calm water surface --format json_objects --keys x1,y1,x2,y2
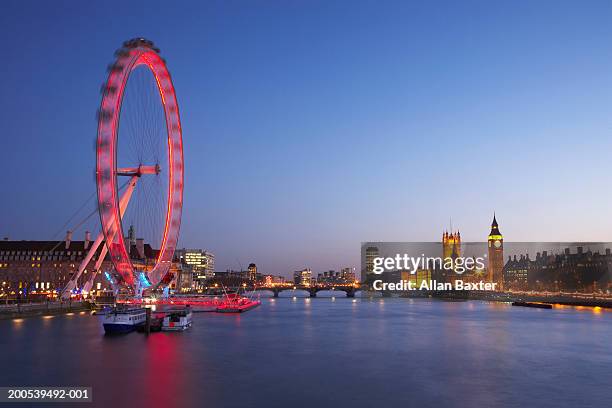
[{"x1": 1, "y1": 297, "x2": 611, "y2": 408}]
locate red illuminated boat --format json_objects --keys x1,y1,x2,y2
[{"x1": 216, "y1": 294, "x2": 261, "y2": 313}]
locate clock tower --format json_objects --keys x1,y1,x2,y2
[{"x1": 487, "y1": 213, "x2": 504, "y2": 289}]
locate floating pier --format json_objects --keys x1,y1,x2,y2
[{"x1": 512, "y1": 301, "x2": 553, "y2": 309}]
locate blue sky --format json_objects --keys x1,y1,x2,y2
[{"x1": 2, "y1": 1, "x2": 612, "y2": 276}]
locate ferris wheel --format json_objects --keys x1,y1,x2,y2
[{"x1": 62, "y1": 38, "x2": 184, "y2": 298}]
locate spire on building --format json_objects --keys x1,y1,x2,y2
[{"x1": 489, "y1": 213, "x2": 501, "y2": 237}]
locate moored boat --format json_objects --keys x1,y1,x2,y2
[
  {"x1": 162, "y1": 307, "x2": 193, "y2": 331},
  {"x1": 216, "y1": 298, "x2": 261, "y2": 313},
  {"x1": 102, "y1": 308, "x2": 147, "y2": 334}
]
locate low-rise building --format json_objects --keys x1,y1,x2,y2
[
  {"x1": 175, "y1": 248, "x2": 215, "y2": 290},
  {"x1": 293, "y1": 268, "x2": 312, "y2": 286},
  {"x1": 0, "y1": 236, "x2": 115, "y2": 298}
]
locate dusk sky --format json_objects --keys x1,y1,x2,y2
[{"x1": 2, "y1": 1, "x2": 612, "y2": 276}]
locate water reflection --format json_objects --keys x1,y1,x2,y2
[{"x1": 1, "y1": 299, "x2": 611, "y2": 408}]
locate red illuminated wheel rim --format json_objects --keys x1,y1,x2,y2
[{"x1": 96, "y1": 38, "x2": 183, "y2": 290}]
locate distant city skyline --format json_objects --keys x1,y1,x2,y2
[{"x1": 2, "y1": 1, "x2": 612, "y2": 276}]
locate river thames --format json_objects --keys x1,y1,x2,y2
[{"x1": 1, "y1": 297, "x2": 611, "y2": 408}]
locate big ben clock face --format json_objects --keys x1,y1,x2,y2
[{"x1": 494, "y1": 240, "x2": 502, "y2": 248}]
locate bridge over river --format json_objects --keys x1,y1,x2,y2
[{"x1": 243, "y1": 284, "x2": 361, "y2": 298}]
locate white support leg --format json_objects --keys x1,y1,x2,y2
[
  {"x1": 61, "y1": 176, "x2": 139, "y2": 299},
  {"x1": 60, "y1": 231, "x2": 105, "y2": 299},
  {"x1": 81, "y1": 243, "x2": 109, "y2": 294}
]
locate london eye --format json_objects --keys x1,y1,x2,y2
[{"x1": 62, "y1": 38, "x2": 184, "y2": 297}]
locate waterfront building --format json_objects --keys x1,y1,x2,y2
[
  {"x1": 317, "y1": 268, "x2": 356, "y2": 284},
  {"x1": 293, "y1": 268, "x2": 312, "y2": 286},
  {"x1": 400, "y1": 268, "x2": 432, "y2": 288},
  {"x1": 248, "y1": 263, "x2": 257, "y2": 281},
  {"x1": 341, "y1": 267, "x2": 356, "y2": 282},
  {"x1": 364, "y1": 246, "x2": 379, "y2": 284},
  {"x1": 487, "y1": 214, "x2": 504, "y2": 288},
  {"x1": 375, "y1": 269, "x2": 403, "y2": 289},
  {"x1": 172, "y1": 263, "x2": 194, "y2": 293},
  {"x1": 209, "y1": 269, "x2": 247, "y2": 288},
  {"x1": 175, "y1": 248, "x2": 215, "y2": 289},
  {"x1": 0, "y1": 233, "x2": 189, "y2": 299},
  {"x1": 437, "y1": 230, "x2": 461, "y2": 284},
  {"x1": 317, "y1": 270, "x2": 339, "y2": 284},
  {"x1": 503, "y1": 255, "x2": 529, "y2": 289},
  {"x1": 0, "y1": 235, "x2": 138, "y2": 298},
  {"x1": 443, "y1": 230, "x2": 461, "y2": 260},
  {"x1": 272, "y1": 275, "x2": 285, "y2": 284},
  {"x1": 262, "y1": 275, "x2": 285, "y2": 285},
  {"x1": 507, "y1": 247, "x2": 612, "y2": 292}
]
